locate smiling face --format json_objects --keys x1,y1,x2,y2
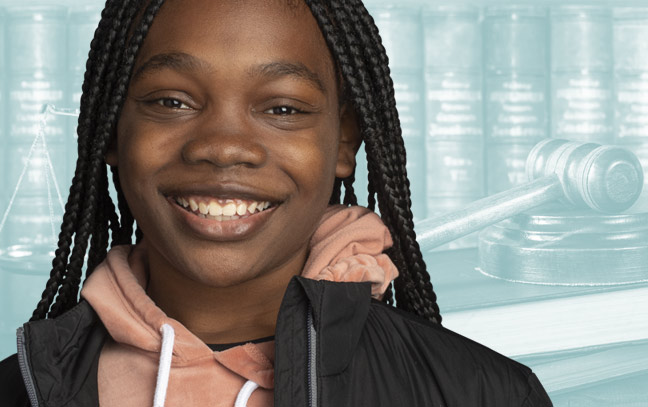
[{"x1": 109, "y1": 0, "x2": 358, "y2": 288}]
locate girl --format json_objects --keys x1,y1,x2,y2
[{"x1": 1, "y1": 0, "x2": 552, "y2": 406}]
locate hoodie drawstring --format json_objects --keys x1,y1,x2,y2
[
  {"x1": 154, "y1": 324, "x2": 175, "y2": 407},
  {"x1": 152, "y1": 323, "x2": 260, "y2": 407},
  {"x1": 234, "y1": 380, "x2": 260, "y2": 407}
]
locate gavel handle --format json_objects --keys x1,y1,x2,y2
[{"x1": 417, "y1": 174, "x2": 563, "y2": 252}]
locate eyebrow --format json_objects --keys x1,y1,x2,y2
[
  {"x1": 131, "y1": 52, "x2": 212, "y2": 83},
  {"x1": 131, "y1": 52, "x2": 326, "y2": 94},
  {"x1": 248, "y1": 61, "x2": 326, "y2": 94}
]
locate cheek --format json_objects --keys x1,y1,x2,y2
[
  {"x1": 115, "y1": 120, "x2": 168, "y2": 206},
  {"x1": 276, "y1": 134, "x2": 339, "y2": 195}
]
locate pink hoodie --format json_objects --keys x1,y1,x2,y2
[{"x1": 81, "y1": 205, "x2": 397, "y2": 406}]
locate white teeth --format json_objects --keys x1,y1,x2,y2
[
  {"x1": 198, "y1": 202, "x2": 209, "y2": 215},
  {"x1": 236, "y1": 203, "x2": 247, "y2": 216},
  {"x1": 178, "y1": 196, "x2": 273, "y2": 218},
  {"x1": 215, "y1": 215, "x2": 233, "y2": 221},
  {"x1": 208, "y1": 201, "x2": 223, "y2": 216},
  {"x1": 222, "y1": 202, "x2": 237, "y2": 216}
]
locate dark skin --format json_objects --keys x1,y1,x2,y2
[{"x1": 105, "y1": 0, "x2": 360, "y2": 344}]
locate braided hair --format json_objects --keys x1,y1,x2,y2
[{"x1": 31, "y1": 0, "x2": 441, "y2": 324}]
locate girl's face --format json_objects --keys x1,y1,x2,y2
[{"x1": 109, "y1": 0, "x2": 358, "y2": 287}]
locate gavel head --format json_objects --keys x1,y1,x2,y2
[{"x1": 526, "y1": 139, "x2": 644, "y2": 212}]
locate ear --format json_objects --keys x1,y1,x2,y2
[
  {"x1": 335, "y1": 104, "x2": 362, "y2": 179},
  {"x1": 104, "y1": 134, "x2": 118, "y2": 167}
]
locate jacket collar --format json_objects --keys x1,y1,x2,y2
[
  {"x1": 276, "y1": 277, "x2": 372, "y2": 377},
  {"x1": 20, "y1": 276, "x2": 372, "y2": 406}
]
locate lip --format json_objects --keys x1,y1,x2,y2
[
  {"x1": 167, "y1": 196, "x2": 278, "y2": 241},
  {"x1": 162, "y1": 182, "x2": 280, "y2": 204}
]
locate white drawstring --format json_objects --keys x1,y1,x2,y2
[
  {"x1": 153, "y1": 324, "x2": 175, "y2": 407},
  {"x1": 152, "y1": 323, "x2": 259, "y2": 407},
  {"x1": 234, "y1": 380, "x2": 260, "y2": 407}
]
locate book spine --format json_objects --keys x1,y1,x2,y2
[
  {"x1": 613, "y1": 8, "x2": 648, "y2": 212},
  {"x1": 550, "y1": 6, "x2": 614, "y2": 144},
  {"x1": 423, "y1": 5, "x2": 483, "y2": 250},
  {"x1": 483, "y1": 6, "x2": 549, "y2": 195}
]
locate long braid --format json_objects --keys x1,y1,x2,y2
[
  {"x1": 349, "y1": 1, "x2": 439, "y2": 323},
  {"x1": 54, "y1": 0, "x2": 165, "y2": 316},
  {"x1": 342, "y1": 173, "x2": 358, "y2": 206},
  {"x1": 34, "y1": 0, "x2": 166, "y2": 319},
  {"x1": 104, "y1": 0, "x2": 168, "y2": 246},
  {"x1": 346, "y1": 1, "x2": 439, "y2": 321},
  {"x1": 49, "y1": 0, "x2": 141, "y2": 316},
  {"x1": 86, "y1": 164, "x2": 119, "y2": 275},
  {"x1": 85, "y1": 174, "x2": 108, "y2": 274},
  {"x1": 310, "y1": 1, "x2": 395, "y2": 219},
  {"x1": 330, "y1": 2, "x2": 415, "y2": 310},
  {"x1": 305, "y1": 0, "x2": 441, "y2": 323},
  {"x1": 31, "y1": 1, "x2": 128, "y2": 320},
  {"x1": 350, "y1": 1, "x2": 440, "y2": 323},
  {"x1": 306, "y1": 0, "x2": 399, "y2": 256},
  {"x1": 48, "y1": 0, "x2": 149, "y2": 318},
  {"x1": 366, "y1": 175, "x2": 376, "y2": 211}
]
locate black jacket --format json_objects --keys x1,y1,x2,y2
[{"x1": 0, "y1": 277, "x2": 552, "y2": 406}]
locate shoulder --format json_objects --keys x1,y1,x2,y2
[
  {"x1": 361, "y1": 300, "x2": 553, "y2": 406},
  {"x1": 281, "y1": 277, "x2": 552, "y2": 406},
  {"x1": 0, "y1": 354, "x2": 30, "y2": 407},
  {"x1": 14, "y1": 301, "x2": 106, "y2": 407}
]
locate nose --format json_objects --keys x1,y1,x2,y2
[{"x1": 181, "y1": 110, "x2": 267, "y2": 169}]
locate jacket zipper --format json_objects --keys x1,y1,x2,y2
[
  {"x1": 307, "y1": 305, "x2": 317, "y2": 407},
  {"x1": 17, "y1": 327, "x2": 40, "y2": 407}
]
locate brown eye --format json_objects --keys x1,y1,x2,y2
[
  {"x1": 265, "y1": 106, "x2": 302, "y2": 115},
  {"x1": 155, "y1": 98, "x2": 190, "y2": 109}
]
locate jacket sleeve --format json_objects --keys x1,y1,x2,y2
[
  {"x1": 522, "y1": 372, "x2": 553, "y2": 406},
  {"x1": 0, "y1": 354, "x2": 30, "y2": 407}
]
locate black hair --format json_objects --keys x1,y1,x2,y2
[{"x1": 31, "y1": 0, "x2": 441, "y2": 324}]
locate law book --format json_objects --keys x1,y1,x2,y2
[
  {"x1": 427, "y1": 248, "x2": 648, "y2": 358},
  {"x1": 527, "y1": 340, "x2": 648, "y2": 395}
]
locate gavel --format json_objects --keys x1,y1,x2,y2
[{"x1": 417, "y1": 139, "x2": 645, "y2": 252}]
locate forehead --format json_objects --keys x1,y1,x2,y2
[{"x1": 134, "y1": 0, "x2": 335, "y2": 84}]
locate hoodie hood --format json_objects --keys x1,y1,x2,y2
[
  {"x1": 80, "y1": 205, "x2": 397, "y2": 406},
  {"x1": 303, "y1": 205, "x2": 398, "y2": 298}
]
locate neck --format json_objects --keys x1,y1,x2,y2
[{"x1": 145, "y1": 247, "x2": 308, "y2": 345}]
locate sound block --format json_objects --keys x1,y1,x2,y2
[{"x1": 479, "y1": 205, "x2": 648, "y2": 285}]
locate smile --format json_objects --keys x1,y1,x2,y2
[{"x1": 174, "y1": 197, "x2": 274, "y2": 221}]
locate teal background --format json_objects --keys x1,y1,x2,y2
[{"x1": 1, "y1": 0, "x2": 648, "y2": 405}]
